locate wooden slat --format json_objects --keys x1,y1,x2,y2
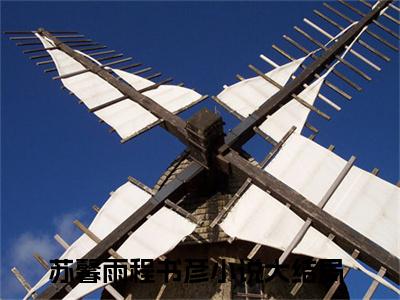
[
  {"x1": 313, "y1": 9, "x2": 391, "y2": 61},
  {"x1": 221, "y1": 150, "x2": 399, "y2": 283},
  {"x1": 248, "y1": 155, "x2": 356, "y2": 261},
  {"x1": 303, "y1": 18, "x2": 382, "y2": 70},
  {"x1": 37, "y1": 162, "x2": 203, "y2": 299},
  {"x1": 323, "y1": 2, "x2": 399, "y2": 52},
  {"x1": 248, "y1": 64, "x2": 331, "y2": 120},
  {"x1": 11, "y1": 267, "x2": 37, "y2": 297},
  {"x1": 339, "y1": 0, "x2": 400, "y2": 39},
  {"x1": 210, "y1": 126, "x2": 296, "y2": 229},
  {"x1": 294, "y1": 26, "x2": 372, "y2": 81},
  {"x1": 224, "y1": 0, "x2": 391, "y2": 149},
  {"x1": 259, "y1": 54, "x2": 341, "y2": 110},
  {"x1": 38, "y1": 29, "x2": 188, "y2": 145},
  {"x1": 33, "y1": 253, "x2": 50, "y2": 270},
  {"x1": 279, "y1": 36, "x2": 362, "y2": 92}
]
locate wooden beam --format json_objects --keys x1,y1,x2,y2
[
  {"x1": 37, "y1": 28, "x2": 188, "y2": 146},
  {"x1": 54, "y1": 234, "x2": 70, "y2": 250},
  {"x1": 223, "y1": 0, "x2": 392, "y2": 149},
  {"x1": 11, "y1": 267, "x2": 38, "y2": 297},
  {"x1": 33, "y1": 253, "x2": 50, "y2": 270},
  {"x1": 323, "y1": 2, "x2": 399, "y2": 52},
  {"x1": 37, "y1": 161, "x2": 203, "y2": 299},
  {"x1": 221, "y1": 149, "x2": 399, "y2": 283}
]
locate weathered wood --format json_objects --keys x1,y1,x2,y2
[
  {"x1": 37, "y1": 162, "x2": 203, "y2": 299},
  {"x1": 224, "y1": 0, "x2": 391, "y2": 149},
  {"x1": 270, "y1": 44, "x2": 353, "y2": 99},
  {"x1": 313, "y1": 9, "x2": 391, "y2": 62},
  {"x1": 38, "y1": 29, "x2": 188, "y2": 145},
  {"x1": 279, "y1": 36, "x2": 362, "y2": 92},
  {"x1": 11, "y1": 267, "x2": 37, "y2": 297},
  {"x1": 221, "y1": 150, "x2": 399, "y2": 283},
  {"x1": 10, "y1": 34, "x2": 84, "y2": 40},
  {"x1": 127, "y1": 175, "x2": 154, "y2": 195},
  {"x1": 323, "y1": 2, "x2": 399, "y2": 52},
  {"x1": 52, "y1": 57, "x2": 133, "y2": 80},
  {"x1": 303, "y1": 18, "x2": 382, "y2": 71},
  {"x1": 259, "y1": 53, "x2": 342, "y2": 110},
  {"x1": 339, "y1": 0, "x2": 400, "y2": 39},
  {"x1": 33, "y1": 253, "x2": 50, "y2": 270},
  {"x1": 54, "y1": 232, "x2": 124, "y2": 299},
  {"x1": 364, "y1": 266, "x2": 387, "y2": 299},
  {"x1": 120, "y1": 95, "x2": 208, "y2": 144},
  {"x1": 294, "y1": 26, "x2": 372, "y2": 80},
  {"x1": 323, "y1": 249, "x2": 360, "y2": 299},
  {"x1": 211, "y1": 126, "x2": 296, "y2": 229},
  {"x1": 54, "y1": 234, "x2": 70, "y2": 250},
  {"x1": 17, "y1": 39, "x2": 92, "y2": 47},
  {"x1": 92, "y1": 204, "x2": 100, "y2": 213},
  {"x1": 165, "y1": 199, "x2": 202, "y2": 225},
  {"x1": 248, "y1": 64, "x2": 331, "y2": 120},
  {"x1": 89, "y1": 78, "x2": 173, "y2": 113},
  {"x1": 389, "y1": 3, "x2": 400, "y2": 12},
  {"x1": 249, "y1": 155, "x2": 356, "y2": 261},
  {"x1": 5, "y1": 31, "x2": 78, "y2": 34}
]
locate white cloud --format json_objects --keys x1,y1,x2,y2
[
  {"x1": 2, "y1": 233, "x2": 58, "y2": 299},
  {"x1": 53, "y1": 210, "x2": 85, "y2": 245},
  {"x1": 1, "y1": 210, "x2": 87, "y2": 299}
]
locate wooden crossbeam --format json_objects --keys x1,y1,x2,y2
[
  {"x1": 221, "y1": 150, "x2": 399, "y2": 283},
  {"x1": 323, "y1": 2, "x2": 399, "y2": 52},
  {"x1": 223, "y1": 0, "x2": 392, "y2": 149},
  {"x1": 37, "y1": 28, "x2": 188, "y2": 146},
  {"x1": 32, "y1": 2, "x2": 399, "y2": 298},
  {"x1": 37, "y1": 162, "x2": 203, "y2": 299}
]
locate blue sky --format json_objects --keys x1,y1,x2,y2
[{"x1": 1, "y1": 1, "x2": 399, "y2": 299}]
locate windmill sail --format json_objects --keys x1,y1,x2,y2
[
  {"x1": 24, "y1": 182, "x2": 196, "y2": 300},
  {"x1": 5, "y1": 1, "x2": 400, "y2": 299},
  {"x1": 65, "y1": 207, "x2": 195, "y2": 299},
  {"x1": 35, "y1": 33, "x2": 204, "y2": 140},
  {"x1": 258, "y1": 76, "x2": 325, "y2": 141},
  {"x1": 216, "y1": 57, "x2": 306, "y2": 118},
  {"x1": 215, "y1": 21, "x2": 356, "y2": 122},
  {"x1": 220, "y1": 133, "x2": 400, "y2": 293}
]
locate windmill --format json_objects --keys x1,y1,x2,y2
[{"x1": 4, "y1": 0, "x2": 400, "y2": 299}]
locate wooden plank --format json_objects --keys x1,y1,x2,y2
[
  {"x1": 313, "y1": 9, "x2": 391, "y2": 62},
  {"x1": 38, "y1": 29, "x2": 188, "y2": 146},
  {"x1": 249, "y1": 155, "x2": 355, "y2": 261},
  {"x1": 210, "y1": 126, "x2": 296, "y2": 229},
  {"x1": 323, "y1": 249, "x2": 360, "y2": 299},
  {"x1": 11, "y1": 267, "x2": 37, "y2": 297},
  {"x1": 54, "y1": 234, "x2": 70, "y2": 250},
  {"x1": 279, "y1": 36, "x2": 362, "y2": 92},
  {"x1": 221, "y1": 150, "x2": 399, "y2": 283},
  {"x1": 323, "y1": 2, "x2": 399, "y2": 52},
  {"x1": 364, "y1": 266, "x2": 387, "y2": 299},
  {"x1": 339, "y1": 0, "x2": 400, "y2": 39},
  {"x1": 303, "y1": 18, "x2": 382, "y2": 71},
  {"x1": 248, "y1": 64, "x2": 331, "y2": 120},
  {"x1": 259, "y1": 53, "x2": 342, "y2": 110},
  {"x1": 37, "y1": 161, "x2": 204, "y2": 299},
  {"x1": 224, "y1": 0, "x2": 392, "y2": 149},
  {"x1": 33, "y1": 253, "x2": 50, "y2": 270},
  {"x1": 294, "y1": 26, "x2": 372, "y2": 80}
]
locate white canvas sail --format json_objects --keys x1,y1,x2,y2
[
  {"x1": 24, "y1": 182, "x2": 196, "y2": 299},
  {"x1": 258, "y1": 76, "x2": 325, "y2": 141},
  {"x1": 35, "y1": 33, "x2": 203, "y2": 140},
  {"x1": 64, "y1": 207, "x2": 196, "y2": 299},
  {"x1": 216, "y1": 57, "x2": 307, "y2": 118},
  {"x1": 221, "y1": 134, "x2": 400, "y2": 294}
]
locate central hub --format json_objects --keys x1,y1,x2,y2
[{"x1": 186, "y1": 108, "x2": 225, "y2": 169}]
